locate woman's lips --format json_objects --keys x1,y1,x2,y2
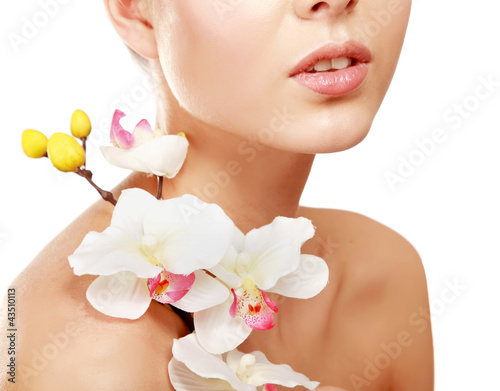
[
  {"x1": 289, "y1": 41, "x2": 371, "y2": 97},
  {"x1": 291, "y1": 62, "x2": 369, "y2": 96}
]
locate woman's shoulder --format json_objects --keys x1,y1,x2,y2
[
  {"x1": 300, "y1": 206, "x2": 433, "y2": 388},
  {"x1": 300, "y1": 206, "x2": 424, "y2": 277},
  {"x1": 300, "y1": 205, "x2": 429, "y2": 312},
  {"x1": 1, "y1": 178, "x2": 187, "y2": 390}
]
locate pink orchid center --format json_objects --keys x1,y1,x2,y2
[
  {"x1": 154, "y1": 279, "x2": 169, "y2": 295},
  {"x1": 229, "y1": 278, "x2": 278, "y2": 331},
  {"x1": 264, "y1": 385, "x2": 278, "y2": 391},
  {"x1": 109, "y1": 109, "x2": 154, "y2": 150},
  {"x1": 110, "y1": 109, "x2": 135, "y2": 149},
  {"x1": 147, "y1": 270, "x2": 196, "y2": 304}
]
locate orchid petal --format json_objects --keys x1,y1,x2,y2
[
  {"x1": 170, "y1": 335, "x2": 319, "y2": 391},
  {"x1": 108, "y1": 188, "x2": 158, "y2": 242},
  {"x1": 261, "y1": 291, "x2": 278, "y2": 313},
  {"x1": 267, "y1": 254, "x2": 329, "y2": 299},
  {"x1": 171, "y1": 334, "x2": 255, "y2": 391},
  {"x1": 69, "y1": 189, "x2": 161, "y2": 278},
  {"x1": 168, "y1": 359, "x2": 236, "y2": 391},
  {"x1": 216, "y1": 231, "x2": 244, "y2": 276},
  {"x1": 143, "y1": 194, "x2": 235, "y2": 275},
  {"x1": 194, "y1": 299, "x2": 252, "y2": 354},
  {"x1": 172, "y1": 270, "x2": 230, "y2": 312},
  {"x1": 110, "y1": 109, "x2": 135, "y2": 149},
  {"x1": 134, "y1": 119, "x2": 153, "y2": 132},
  {"x1": 243, "y1": 217, "x2": 315, "y2": 290},
  {"x1": 86, "y1": 272, "x2": 151, "y2": 320},
  {"x1": 148, "y1": 270, "x2": 195, "y2": 304},
  {"x1": 244, "y1": 351, "x2": 320, "y2": 390},
  {"x1": 101, "y1": 134, "x2": 188, "y2": 177},
  {"x1": 132, "y1": 119, "x2": 154, "y2": 145},
  {"x1": 68, "y1": 227, "x2": 162, "y2": 278}
]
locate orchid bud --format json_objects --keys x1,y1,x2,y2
[
  {"x1": 47, "y1": 133, "x2": 86, "y2": 172},
  {"x1": 70, "y1": 109, "x2": 92, "y2": 139},
  {"x1": 21, "y1": 129, "x2": 48, "y2": 159}
]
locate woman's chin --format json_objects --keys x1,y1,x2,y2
[{"x1": 273, "y1": 121, "x2": 373, "y2": 155}]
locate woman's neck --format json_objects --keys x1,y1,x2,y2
[{"x1": 157, "y1": 112, "x2": 314, "y2": 233}]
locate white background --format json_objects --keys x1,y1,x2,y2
[{"x1": 1, "y1": 1, "x2": 499, "y2": 389}]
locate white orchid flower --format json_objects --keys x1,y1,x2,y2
[
  {"x1": 100, "y1": 109, "x2": 188, "y2": 177},
  {"x1": 168, "y1": 333, "x2": 320, "y2": 391},
  {"x1": 194, "y1": 217, "x2": 329, "y2": 354},
  {"x1": 68, "y1": 188, "x2": 234, "y2": 319}
]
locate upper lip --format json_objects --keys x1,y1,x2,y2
[{"x1": 289, "y1": 40, "x2": 372, "y2": 77}]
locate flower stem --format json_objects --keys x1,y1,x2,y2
[
  {"x1": 75, "y1": 168, "x2": 117, "y2": 206},
  {"x1": 81, "y1": 137, "x2": 87, "y2": 168},
  {"x1": 203, "y1": 269, "x2": 232, "y2": 290},
  {"x1": 157, "y1": 175, "x2": 164, "y2": 200}
]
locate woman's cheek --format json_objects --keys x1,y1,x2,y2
[{"x1": 156, "y1": 4, "x2": 279, "y2": 130}]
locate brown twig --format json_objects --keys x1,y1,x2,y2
[
  {"x1": 75, "y1": 168, "x2": 117, "y2": 206},
  {"x1": 81, "y1": 137, "x2": 87, "y2": 168},
  {"x1": 157, "y1": 175, "x2": 164, "y2": 200}
]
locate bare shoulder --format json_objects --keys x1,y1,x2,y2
[
  {"x1": 300, "y1": 207, "x2": 434, "y2": 390},
  {"x1": 0, "y1": 175, "x2": 188, "y2": 390},
  {"x1": 300, "y1": 206, "x2": 426, "y2": 284}
]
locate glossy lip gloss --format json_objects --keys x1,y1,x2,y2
[{"x1": 289, "y1": 41, "x2": 372, "y2": 97}]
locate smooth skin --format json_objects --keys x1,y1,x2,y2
[{"x1": 0, "y1": 0, "x2": 433, "y2": 390}]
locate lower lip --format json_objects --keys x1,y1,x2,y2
[{"x1": 291, "y1": 62, "x2": 369, "y2": 96}]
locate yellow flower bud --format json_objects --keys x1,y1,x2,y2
[
  {"x1": 70, "y1": 109, "x2": 91, "y2": 139},
  {"x1": 21, "y1": 129, "x2": 48, "y2": 159},
  {"x1": 47, "y1": 133, "x2": 86, "y2": 172}
]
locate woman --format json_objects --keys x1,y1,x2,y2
[{"x1": 2, "y1": 0, "x2": 433, "y2": 390}]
